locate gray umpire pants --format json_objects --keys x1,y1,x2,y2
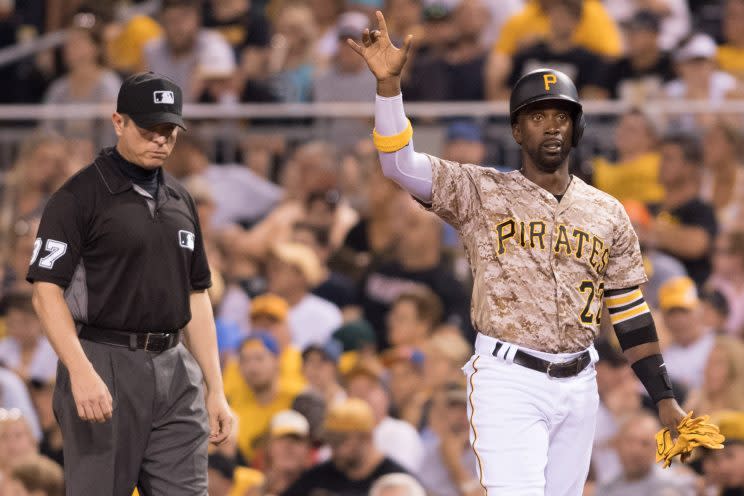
[{"x1": 52, "y1": 339, "x2": 209, "y2": 496}]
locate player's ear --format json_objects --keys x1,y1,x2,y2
[{"x1": 512, "y1": 121, "x2": 522, "y2": 145}]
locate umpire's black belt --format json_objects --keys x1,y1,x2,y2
[
  {"x1": 79, "y1": 325, "x2": 181, "y2": 353},
  {"x1": 493, "y1": 341, "x2": 592, "y2": 378}
]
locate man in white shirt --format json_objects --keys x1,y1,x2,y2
[
  {"x1": 266, "y1": 242, "x2": 342, "y2": 350},
  {"x1": 658, "y1": 276, "x2": 715, "y2": 389},
  {"x1": 345, "y1": 363, "x2": 425, "y2": 475}
]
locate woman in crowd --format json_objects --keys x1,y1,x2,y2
[
  {"x1": 42, "y1": 13, "x2": 121, "y2": 147},
  {"x1": 684, "y1": 335, "x2": 744, "y2": 413},
  {"x1": 266, "y1": 3, "x2": 318, "y2": 102},
  {"x1": 701, "y1": 118, "x2": 744, "y2": 231},
  {"x1": 707, "y1": 231, "x2": 744, "y2": 336}
]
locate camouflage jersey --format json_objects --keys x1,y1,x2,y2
[{"x1": 426, "y1": 155, "x2": 647, "y2": 353}]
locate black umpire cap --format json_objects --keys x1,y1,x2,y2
[{"x1": 116, "y1": 72, "x2": 187, "y2": 130}]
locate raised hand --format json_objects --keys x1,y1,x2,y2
[{"x1": 347, "y1": 10, "x2": 413, "y2": 83}]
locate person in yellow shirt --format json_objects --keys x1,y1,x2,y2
[
  {"x1": 486, "y1": 0, "x2": 622, "y2": 99},
  {"x1": 592, "y1": 109, "x2": 665, "y2": 205},
  {"x1": 223, "y1": 294, "x2": 306, "y2": 403},
  {"x1": 717, "y1": 0, "x2": 744, "y2": 81},
  {"x1": 226, "y1": 334, "x2": 303, "y2": 463},
  {"x1": 495, "y1": 0, "x2": 622, "y2": 57}
]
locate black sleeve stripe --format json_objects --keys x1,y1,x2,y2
[
  {"x1": 616, "y1": 326, "x2": 658, "y2": 350},
  {"x1": 613, "y1": 312, "x2": 655, "y2": 335},
  {"x1": 608, "y1": 299, "x2": 646, "y2": 314},
  {"x1": 605, "y1": 286, "x2": 639, "y2": 297}
]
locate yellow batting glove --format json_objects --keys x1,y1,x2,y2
[{"x1": 656, "y1": 412, "x2": 726, "y2": 468}]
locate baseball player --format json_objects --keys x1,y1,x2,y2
[
  {"x1": 27, "y1": 73, "x2": 232, "y2": 495},
  {"x1": 349, "y1": 12, "x2": 687, "y2": 495}
]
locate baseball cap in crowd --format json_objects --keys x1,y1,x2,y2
[
  {"x1": 446, "y1": 120, "x2": 483, "y2": 143},
  {"x1": 674, "y1": 33, "x2": 718, "y2": 62},
  {"x1": 337, "y1": 11, "x2": 370, "y2": 40},
  {"x1": 250, "y1": 294, "x2": 290, "y2": 322},
  {"x1": 712, "y1": 410, "x2": 744, "y2": 445},
  {"x1": 422, "y1": 0, "x2": 460, "y2": 21},
  {"x1": 331, "y1": 319, "x2": 377, "y2": 352},
  {"x1": 271, "y1": 242, "x2": 325, "y2": 287},
  {"x1": 323, "y1": 398, "x2": 376, "y2": 433},
  {"x1": 622, "y1": 9, "x2": 661, "y2": 33},
  {"x1": 270, "y1": 410, "x2": 310, "y2": 438},
  {"x1": 302, "y1": 339, "x2": 343, "y2": 364},
  {"x1": 240, "y1": 332, "x2": 280, "y2": 356},
  {"x1": 116, "y1": 72, "x2": 186, "y2": 130},
  {"x1": 658, "y1": 276, "x2": 699, "y2": 311}
]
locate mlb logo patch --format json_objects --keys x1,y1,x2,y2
[
  {"x1": 178, "y1": 230, "x2": 195, "y2": 250},
  {"x1": 154, "y1": 91, "x2": 175, "y2": 104}
]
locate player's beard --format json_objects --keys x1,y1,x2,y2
[{"x1": 526, "y1": 139, "x2": 572, "y2": 173}]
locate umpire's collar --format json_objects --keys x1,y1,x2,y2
[{"x1": 94, "y1": 147, "x2": 181, "y2": 198}]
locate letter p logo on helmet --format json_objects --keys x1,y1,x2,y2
[{"x1": 543, "y1": 74, "x2": 557, "y2": 91}]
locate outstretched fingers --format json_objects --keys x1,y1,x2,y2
[
  {"x1": 375, "y1": 10, "x2": 388, "y2": 35},
  {"x1": 347, "y1": 38, "x2": 364, "y2": 56}
]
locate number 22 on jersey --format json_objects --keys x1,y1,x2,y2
[{"x1": 578, "y1": 280, "x2": 604, "y2": 325}]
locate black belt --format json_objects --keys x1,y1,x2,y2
[
  {"x1": 79, "y1": 326, "x2": 181, "y2": 353},
  {"x1": 492, "y1": 342, "x2": 592, "y2": 378}
]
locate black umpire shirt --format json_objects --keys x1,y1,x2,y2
[{"x1": 27, "y1": 147, "x2": 211, "y2": 332}]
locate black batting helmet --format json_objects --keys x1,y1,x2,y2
[{"x1": 509, "y1": 68, "x2": 586, "y2": 147}]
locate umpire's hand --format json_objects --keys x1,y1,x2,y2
[
  {"x1": 71, "y1": 367, "x2": 114, "y2": 422},
  {"x1": 206, "y1": 391, "x2": 233, "y2": 446}
]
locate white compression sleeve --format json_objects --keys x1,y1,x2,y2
[{"x1": 375, "y1": 94, "x2": 433, "y2": 203}]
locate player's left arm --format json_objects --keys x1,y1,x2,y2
[
  {"x1": 605, "y1": 288, "x2": 686, "y2": 434},
  {"x1": 604, "y1": 202, "x2": 686, "y2": 434}
]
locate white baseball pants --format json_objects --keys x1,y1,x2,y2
[{"x1": 463, "y1": 333, "x2": 600, "y2": 496}]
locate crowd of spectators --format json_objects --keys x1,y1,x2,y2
[{"x1": 0, "y1": 0, "x2": 744, "y2": 495}]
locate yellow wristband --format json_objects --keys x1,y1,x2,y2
[{"x1": 373, "y1": 119, "x2": 413, "y2": 153}]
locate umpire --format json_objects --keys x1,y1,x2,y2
[{"x1": 27, "y1": 72, "x2": 232, "y2": 495}]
